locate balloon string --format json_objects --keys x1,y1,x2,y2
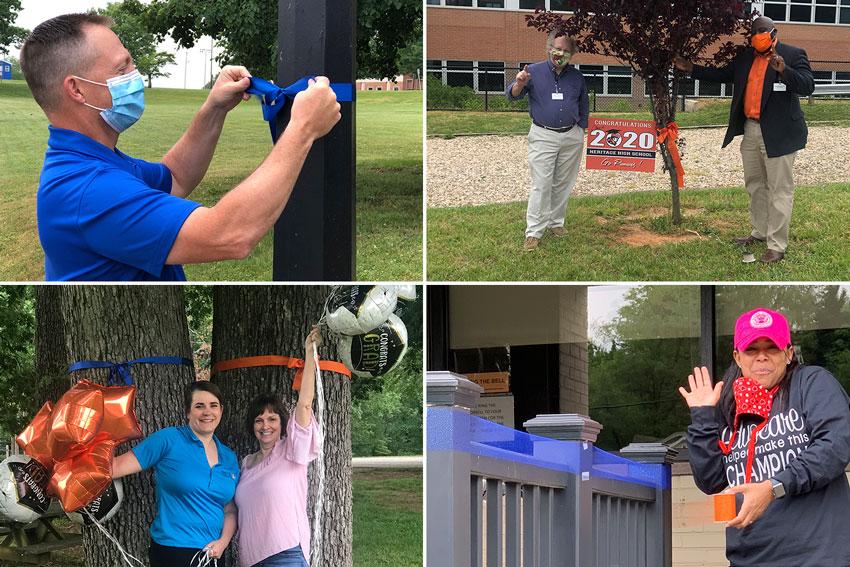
[
  {"x1": 81, "y1": 509, "x2": 145, "y2": 567},
  {"x1": 189, "y1": 548, "x2": 217, "y2": 567},
  {"x1": 312, "y1": 342, "x2": 325, "y2": 567}
]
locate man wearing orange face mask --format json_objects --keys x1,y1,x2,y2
[{"x1": 674, "y1": 17, "x2": 814, "y2": 264}]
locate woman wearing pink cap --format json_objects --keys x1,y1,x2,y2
[
  {"x1": 679, "y1": 308, "x2": 850, "y2": 567},
  {"x1": 233, "y1": 326, "x2": 323, "y2": 567}
]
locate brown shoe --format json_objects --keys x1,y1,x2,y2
[
  {"x1": 733, "y1": 235, "x2": 765, "y2": 246},
  {"x1": 550, "y1": 226, "x2": 568, "y2": 237},
  {"x1": 759, "y1": 250, "x2": 784, "y2": 263},
  {"x1": 523, "y1": 237, "x2": 539, "y2": 252}
]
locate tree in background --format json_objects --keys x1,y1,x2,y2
[
  {"x1": 527, "y1": 1, "x2": 752, "y2": 225},
  {"x1": 0, "y1": 286, "x2": 35, "y2": 436},
  {"x1": 0, "y1": 0, "x2": 28, "y2": 62},
  {"x1": 35, "y1": 286, "x2": 196, "y2": 567},
  {"x1": 394, "y1": 20, "x2": 423, "y2": 79},
  {"x1": 93, "y1": 0, "x2": 176, "y2": 87},
  {"x1": 210, "y1": 286, "x2": 352, "y2": 567},
  {"x1": 142, "y1": 0, "x2": 422, "y2": 82}
]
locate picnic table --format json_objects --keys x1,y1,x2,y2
[{"x1": 0, "y1": 501, "x2": 82, "y2": 564}]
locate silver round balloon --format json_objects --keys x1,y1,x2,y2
[
  {"x1": 338, "y1": 314, "x2": 409, "y2": 378},
  {"x1": 0, "y1": 455, "x2": 52, "y2": 523}
]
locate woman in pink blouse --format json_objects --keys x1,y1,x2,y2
[{"x1": 234, "y1": 327, "x2": 324, "y2": 567}]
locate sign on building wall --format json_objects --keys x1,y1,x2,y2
[
  {"x1": 472, "y1": 394, "x2": 515, "y2": 428},
  {"x1": 465, "y1": 371, "x2": 509, "y2": 393},
  {"x1": 585, "y1": 117, "x2": 657, "y2": 173}
]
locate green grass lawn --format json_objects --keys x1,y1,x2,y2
[
  {"x1": 0, "y1": 81, "x2": 422, "y2": 281},
  {"x1": 427, "y1": 98, "x2": 850, "y2": 136},
  {"x1": 0, "y1": 468, "x2": 422, "y2": 567},
  {"x1": 427, "y1": 183, "x2": 850, "y2": 281},
  {"x1": 353, "y1": 468, "x2": 422, "y2": 567}
]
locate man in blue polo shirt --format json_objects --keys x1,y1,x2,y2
[
  {"x1": 507, "y1": 29, "x2": 589, "y2": 252},
  {"x1": 20, "y1": 13, "x2": 341, "y2": 280}
]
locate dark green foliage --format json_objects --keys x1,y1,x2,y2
[
  {"x1": 0, "y1": 286, "x2": 38, "y2": 436},
  {"x1": 94, "y1": 0, "x2": 176, "y2": 87},
  {"x1": 426, "y1": 76, "x2": 530, "y2": 112},
  {"x1": 142, "y1": 0, "x2": 422, "y2": 82},
  {"x1": 0, "y1": 0, "x2": 27, "y2": 56}
]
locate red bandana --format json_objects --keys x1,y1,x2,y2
[{"x1": 718, "y1": 376, "x2": 779, "y2": 483}]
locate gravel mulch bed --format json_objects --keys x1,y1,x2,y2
[{"x1": 426, "y1": 125, "x2": 850, "y2": 208}]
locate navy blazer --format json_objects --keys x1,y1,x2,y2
[{"x1": 691, "y1": 42, "x2": 814, "y2": 158}]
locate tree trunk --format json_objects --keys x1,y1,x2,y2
[
  {"x1": 648, "y1": 79, "x2": 682, "y2": 225},
  {"x1": 34, "y1": 286, "x2": 195, "y2": 567},
  {"x1": 211, "y1": 286, "x2": 353, "y2": 567}
]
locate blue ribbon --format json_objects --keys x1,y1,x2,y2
[
  {"x1": 68, "y1": 357, "x2": 194, "y2": 386},
  {"x1": 246, "y1": 76, "x2": 354, "y2": 141}
]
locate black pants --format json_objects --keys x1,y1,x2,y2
[{"x1": 149, "y1": 540, "x2": 228, "y2": 567}]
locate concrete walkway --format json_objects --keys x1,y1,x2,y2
[{"x1": 352, "y1": 456, "x2": 423, "y2": 468}]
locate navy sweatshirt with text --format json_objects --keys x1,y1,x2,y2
[{"x1": 687, "y1": 365, "x2": 850, "y2": 567}]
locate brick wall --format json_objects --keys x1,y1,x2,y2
[
  {"x1": 558, "y1": 286, "x2": 588, "y2": 415},
  {"x1": 427, "y1": 7, "x2": 850, "y2": 67}
]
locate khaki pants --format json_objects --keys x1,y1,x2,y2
[
  {"x1": 526, "y1": 123, "x2": 584, "y2": 239},
  {"x1": 740, "y1": 119, "x2": 797, "y2": 252}
]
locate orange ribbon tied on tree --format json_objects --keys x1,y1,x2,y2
[
  {"x1": 211, "y1": 355, "x2": 351, "y2": 390},
  {"x1": 16, "y1": 380, "x2": 142, "y2": 512},
  {"x1": 657, "y1": 122, "x2": 685, "y2": 189}
]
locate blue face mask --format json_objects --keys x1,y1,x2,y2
[{"x1": 74, "y1": 69, "x2": 145, "y2": 133}]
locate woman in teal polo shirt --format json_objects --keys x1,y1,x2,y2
[{"x1": 112, "y1": 381, "x2": 240, "y2": 566}]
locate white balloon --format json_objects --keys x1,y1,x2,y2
[
  {"x1": 338, "y1": 314, "x2": 409, "y2": 378},
  {"x1": 0, "y1": 455, "x2": 52, "y2": 524},
  {"x1": 325, "y1": 285, "x2": 398, "y2": 336},
  {"x1": 66, "y1": 478, "x2": 124, "y2": 525}
]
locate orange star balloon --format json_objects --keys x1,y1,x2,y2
[
  {"x1": 49, "y1": 439, "x2": 115, "y2": 513},
  {"x1": 88, "y1": 382, "x2": 143, "y2": 444},
  {"x1": 16, "y1": 401, "x2": 55, "y2": 470},
  {"x1": 48, "y1": 381, "x2": 104, "y2": 462}
]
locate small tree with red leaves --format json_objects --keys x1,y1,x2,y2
[{"x1": 527, "y1": 1, "x2": 752, "y2": 225}]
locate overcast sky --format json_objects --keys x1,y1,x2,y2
[{"x1": 10, "y1": 0, "x2": 219, "y2": 89}]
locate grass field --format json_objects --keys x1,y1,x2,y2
[
  {"x1": 427, "y1": 98, "x2": 850, "y2": 136},
  {"x1": 0, "y1": 468, "x2": 422, "y2": 567},
  {"x1": 0, "y1": 81, "x2": 422, "y2": 281},
  {"x1": 427, "y1": 183, "x2": 850, "y2": 281}
]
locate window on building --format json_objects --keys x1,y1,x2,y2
[
  {"x1": 519, "y1": 0, "x2": 545, "y2": 8},
  {"x1": 764, "y1": 1, "x2": 788, "y2": 19},
  {"x1": 759, "y1": 0, "x2": 850, "y2": 22},
  {"x1": 446, "y1": 60, "x2": 475, "y2": 88},
  {"x1": 445, "y1": 0, "x2": 472, "y2": 5},
  {"x1": 367, "y1": 87, "x2": 373, "y2": 90},
  {"x1": 394, "y1": 87, "x2": 400, "y2": 91},
  {"x1": 427, "y1": 59, "x2": 444, "y2": 82},
  {"x1": 551, "y1": 0, "x2": 575, "y2": 11},
  {"x1": 426, "y1": 0, "x2": 440, "y2": 4},
  {"x1": 478, "y1": 61, "x2": 505, "y2": 92},
  {"x1": 477, "y1": 0, "x2": 504, "y2": 6},
  {"x1": 577, "y1": 65, "x2": 632, "y2": 96},
  {"x1": 377, "y1": 87, "x2": 383, "y2": 90}
]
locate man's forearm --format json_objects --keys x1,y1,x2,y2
[
  {"x1": 165, "y1": 123, "x2": 315, "y2": 264},
  {"x1": 510, "y1": 81, "x2": 524, "y2": 98},
  {"x1": 161, "y1": 101, "x2": 228, "y2": 198}
]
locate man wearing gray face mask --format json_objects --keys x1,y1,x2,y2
[
  {"x1": 507, "y1": 29, "x2": 589, "y2": 252},
  {"x1": 21, "y1": 13, "x2": 340, "y2": 281}
]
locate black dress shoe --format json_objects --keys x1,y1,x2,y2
[
  {"x1": 759, "y1": 250, "x2": 784, "y2": 263},
  {"x1": 732, "y1": 235, "x2": 765, "y2": 246}
]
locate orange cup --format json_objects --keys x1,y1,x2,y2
[{"x1": 714, "y1": 493, "x2": 736, "y2": 522}]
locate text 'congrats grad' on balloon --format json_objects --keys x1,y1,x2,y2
[{"x1": 323, "y1": 285, "x2": 416, "y2": 378}]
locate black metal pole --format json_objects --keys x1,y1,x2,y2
[
  {"x1": 273, "y1": 0, "x2": 356, "y2": 281},
  {"x1": 484, "y1": 67, "x2": 489, "y2": 111},
  {"x1": 700, "y1": 285, "x2": 716, "y2": 375}
]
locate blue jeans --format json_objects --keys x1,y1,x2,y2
[{"x1": 253, "y1": 544, "x2": 308, "y2": 567}]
